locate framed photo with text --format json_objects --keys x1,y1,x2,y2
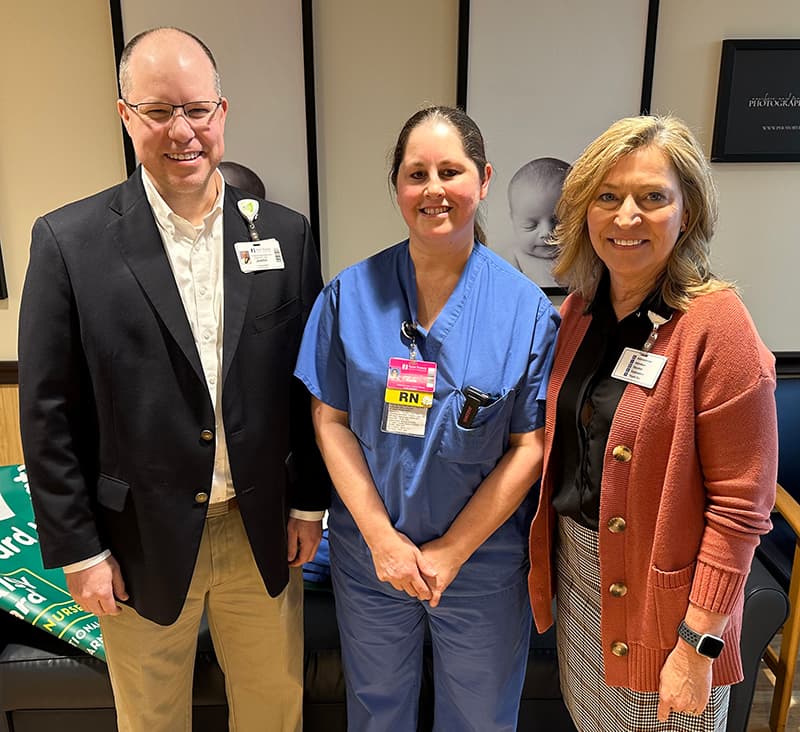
[{"x1": 711, "y1": 39, "x2": 800, "y2": 163}]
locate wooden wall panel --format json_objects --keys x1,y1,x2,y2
[{"x1": 0, "y1": 385, "x2": 22, "y2": 466}]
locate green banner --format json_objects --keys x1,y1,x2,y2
[{"x1": 0, "y1": 464, "x2": 105, "y2": 661}]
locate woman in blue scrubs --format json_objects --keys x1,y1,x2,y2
[{"x1": 295, "y1": 106, "x2": 559, "y2": 731}]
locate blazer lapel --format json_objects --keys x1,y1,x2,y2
[
  {"x1": 109, "y1": 171, "x2": 206, "y2": 385},
  {"x1": 221, "y1": 188, "x2": 254, "y2": 385}
]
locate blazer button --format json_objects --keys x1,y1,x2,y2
[
  {"x1": 609, "y1": 582, "x2": 628, "y2": 598},
  {"x1": 607, "y1": 516, "x2": 627, "y2": 533},
  {"x1": 200, "y1": 430, "x2": 214, "y2": 442},
  {"x1": 612, "y1": 445, "x2": 632, "y2": 462},
  {"x1": 194, "y1": 492, "x2": 209, "y2": 504},
  {"x1": 611, "y1": 641, "x2": 629, "y2": 657}
]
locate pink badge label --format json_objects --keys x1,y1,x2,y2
[{"x1": 386, "y1": 357, "x2": 437, "y2": 393}]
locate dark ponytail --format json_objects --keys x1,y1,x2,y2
[{"x1": 389, "y1": 106, "x2": 489, "y2": 245}]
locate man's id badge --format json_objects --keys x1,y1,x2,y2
[
  {"x1": 234, "y1": 239, "x2": 285, "y2": 273},
  {"x1": 611, "y1": 347, "x2": 667, "y2": 389},
  {"x1": 381, "y1": 357, "x2": 437, "y2": 437}
]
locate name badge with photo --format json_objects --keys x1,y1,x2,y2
[
  {"x1": 234, "y1": 239, "x2": 285, "y2": 273},
  {"x1": 381, "y1": 356, "x2": 437, "y2": 437}
]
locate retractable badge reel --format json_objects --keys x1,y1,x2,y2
[
  {"x1": 401, "y1": 320, "x2": 419, "y2": 361},
  {"x1": 238, "y1": 199, "x2": 261, "y2": 243}
]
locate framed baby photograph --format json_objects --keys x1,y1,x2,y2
[
  {"x1": 458, "y1": 0, "x2": 659, "y2": 294},
  {"x1": 711, "y1": 39, "x2": 800, "y2": 163}
]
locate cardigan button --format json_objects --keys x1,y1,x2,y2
[
  {"x1": 607, "y1": 516, "x2": 627, "y2": 533},
  {"x1": 194, "y1": 492, "x2": 209, "y2": 504},
  {"x1": 609, "y1": 582, "x2": 628, "y2": 598},
  {"x1": 612, "y1": 445, "x2": 632, "y2": 462},
  {"x1": 611, "y1": 641, "x2": 629, "y2": 657}
]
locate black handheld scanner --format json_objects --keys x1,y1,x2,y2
[{"x1": 457, "y1": 386, "x2": 492, "y2": 428}]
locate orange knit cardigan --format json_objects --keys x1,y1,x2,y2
[{"x1": 528, "y1": 287, "x2": 778, "y2": 691}]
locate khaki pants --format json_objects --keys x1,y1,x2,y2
[{"x1": 99, "y1": 506, "x2": 303, "y2": 732}]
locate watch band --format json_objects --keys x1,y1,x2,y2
[{"x1": 678, "y1": 620, "x2": 703, "y2": 647}]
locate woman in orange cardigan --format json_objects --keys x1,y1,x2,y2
[{"x1": 528, "y1": 115, "x2": 777, "y2": 731}]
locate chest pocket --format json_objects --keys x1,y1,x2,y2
[
  {"x1": 434, "y1": 389, "x2": 514, "y2": 465},
  {"x1": 253, "y1": 297, "x2": 302, "y2": 334}
]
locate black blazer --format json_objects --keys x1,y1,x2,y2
[{"x1": 18, "y1": 169, "x2": 329, "y2": 625}]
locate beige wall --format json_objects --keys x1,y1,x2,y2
[
  {"x1": 1, "y1": 0, "x2": 798, "y2": 357},
  {"x1": 0, "y1": 0, "x2": 127, "y2": 361},
  {"x1": 313, "y1": 0, "x2": 459, "y2": 280},
  {"x1": 650, "y1": 0, "x2": 800, "y2": 350}
]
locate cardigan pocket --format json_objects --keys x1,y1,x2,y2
[{"x1": 647, "y1": 560, "x2": 696, "y2": 648}]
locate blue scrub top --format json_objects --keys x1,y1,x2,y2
[{"x1": 295, "y1": 241, "x2": 559, "y2": 594}]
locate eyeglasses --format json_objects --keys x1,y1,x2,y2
[{"x1": 123, "y1": 99, "x2": 222, "y2": 125}]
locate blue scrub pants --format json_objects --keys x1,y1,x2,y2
[{"x1": 330, "y1": 543, "x2": 532, "y2": 732}]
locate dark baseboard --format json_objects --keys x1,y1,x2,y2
[
  {"x1": 776, "y1": 352, "x2": 800, "y2": 378},
  {"x1": 0, "y1": 362, "x2": 18, "y2": 385}
]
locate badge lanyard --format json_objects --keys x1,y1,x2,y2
[{"x1": 611, "y1": 310, "x2": 672, "y2": 389}]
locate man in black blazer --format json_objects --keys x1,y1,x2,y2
[{"x1": 18, "y1": 27, "x2": 328, "y2": 731}]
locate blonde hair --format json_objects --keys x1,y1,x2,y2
[{"x1": 551, "y1": 115, "x2": 734, "y2": 310}]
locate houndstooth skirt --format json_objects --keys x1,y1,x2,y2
[{"x1": 555, "y1": 516, "x2": 729, "y2": 732}]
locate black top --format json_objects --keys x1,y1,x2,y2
[{"x1": 551, "y1": 272, "x2": 672, "y2": 530}]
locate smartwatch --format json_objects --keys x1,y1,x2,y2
[{"x1": 677, "y1": 620, "x2": 725, "y2": 659}]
